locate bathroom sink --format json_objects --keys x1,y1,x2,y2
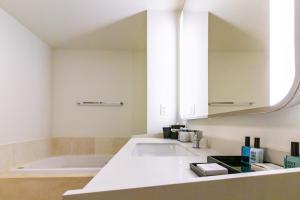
[{"x1": 132, "y1": 143, "x2": 196, "y2": 156}]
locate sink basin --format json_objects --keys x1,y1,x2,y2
[{"x1": 132, "y1": 143, "x2": 196, "y2": 156}]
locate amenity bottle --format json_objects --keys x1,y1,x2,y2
[
  {"x1": 241, "y1": 136, "x2": 251, "y2": 164},
  {"x1": 250, "y1": 137, "x2": 264, "y2": 163},
  {"x1": 284, "y1": 142, "x2": 300, "y2": 168}
]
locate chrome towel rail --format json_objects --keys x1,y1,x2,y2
[
  {"x1": 76, "y1": 101, "x2": 124, "y2": 106},
  {"x1": 208, "y1": 102, "x2": 254, "y2": 106}
]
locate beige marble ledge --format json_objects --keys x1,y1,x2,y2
[
  {"x1": 52, "y1": 138, "x2": 95, "y2": 155},
  {"x1": 0, "y1": 144, "x2": 14, "y2": 173},
  {"x1": 0, "y1": 137, "x2": 130, "y2": 174},
  {"x1": 0, "y1": 172, "x2": 96, "y2": 179},
  {"x1": 52, "y1": 137, "x2": 130, "y2": 156},
  {"x1": 0, "y1": 139, "x2": 51, "y2": 172},
  {"x1": 12, "y1": 139, "x2": 52, "y2": 166},
  {"x1": 0, "y1": 176, "x2": 92, "y2": 200}
]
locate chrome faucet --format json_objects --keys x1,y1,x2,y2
[{"x1": 192, "y1": 130, "x2": 203, "y2": 148}]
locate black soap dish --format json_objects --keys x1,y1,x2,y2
[{"x1": 190, "y1": 156, "x2": 252, "y2": 177}]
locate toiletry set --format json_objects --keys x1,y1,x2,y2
[
  {"x1": 190, "y1": 136, "x2": 295, "y2": 177},
  {"x1": 241, "y1": 136, "x2": 251, "y2": 164},
  {"x1": 162, "y1": 124, "x2": 185, "y2": 139},
  {"x1": 240, "y1": 136, "x2": 280, "y2": 171},
  {"x1": 178, "y1": 129, "x2": 203, "y2": 146},
  {"x1": 170, "y1": 124, "x2": 185, "y2": 139},
  {"x1": 178, "y1": 128, "x2": 193, "y2": 142},
  {"x1": 241, "y1": 136, "x2": 264, "y2": 164},
  {"x1": 240, "y1": 137, "x2": 300, "y2": 171},
  {"x1": 191, "y1": 131, "x2": 202, "y2": 148},
  {"x1": 162, "y1": 127, "x2": 172, "y2": 138},
  {"x1": 162, "y1": 125, "x2": 204, "y2": 148},
  {"x1": 250, "y1": 138, "x2": 264, "y2": 163},
  {"x1": 241, "y1": 137, "x2": 300, "y2": 169},
  {"x1": 284, "y1": 142, "x2": 300, "y2": 168},
  {"x1": 191, "y1": 136, "x2": 300, "y2": 177}
]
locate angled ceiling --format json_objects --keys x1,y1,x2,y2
[
  {"x1": 184, "y1": 0, "x2": 270, "y2": 51},
  {"x1": 0, "y1": 0, "x2": 184, "y2": 49},
  {"x1": 0, "y1": 0, "x2": 269, "y2": 51}
]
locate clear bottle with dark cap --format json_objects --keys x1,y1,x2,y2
[
  {"x1": 250, "y1": 137, "x2": 264, "y2": 163},
  {"x1": 241, "y1": 136, "x2": 251, "y2": 164},
  {"x1": 284, "y1": 142, "x2": 300, "y2": 168}
]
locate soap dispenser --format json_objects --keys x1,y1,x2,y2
[
  {"x1": 250, "y1": 137, "x2": 264, "y2": 163},
  {"x1": 241, "y1": 136, "x2": 251, "y2": 164},
  {"x1": 284, "y1": 142, "x2": 300, "y2": 168}
]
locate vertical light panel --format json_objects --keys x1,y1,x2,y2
[
  {"x1": 270, "y1": 0, "x2": 295, "y2": 105},
  {"x1": 180, "y1": 11, "x2": 208, "y2": 119},
  {"x1": 147, "y1": 11, "x2": 179, "y2": 133}
]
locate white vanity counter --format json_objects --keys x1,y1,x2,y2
[
  {"x1": 64, "y1": 137, "x2": 300, "y2": 200},
  {"x1": 83, "y1": 138, "x2": 219, "y2": 191}
]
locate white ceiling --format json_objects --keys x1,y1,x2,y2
[
  {"x1": 0, "y1": 0, "x2": 184, "y2": 49},
  {"x1": 0, "y1": 0, "x2": 269, "y2": 50},
  {"x1": 184, "y1": 0, "x2": 269, "y2": 51}
]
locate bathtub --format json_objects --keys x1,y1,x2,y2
[{"x1": 11, "y1": 155, "x2": 113, "y2": 174}]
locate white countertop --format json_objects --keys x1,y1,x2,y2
[
  {"x1": 64, "y1": 137, "x2": 300, "y2": 197},
  {"x1": 83, "y1": 138, "x2": 219, "y2": 191}
]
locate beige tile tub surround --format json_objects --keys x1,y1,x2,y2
[
  {"x1": 52, "y1": 138, "x2": 95, "y2": 155},
  {"x1": 0, "y1": 137, "x2": 130, "y2": 172},
  {"x1": 95, "y1": 137, "x2": 129, "y2": 154},
  {"x1": 0, "y1": 144, "x2": 14, "y2": 173},
  {"x1": 52, "y1": 137, "x2": 130, "y2": 155},
  {"x1": 0, "y1": 175, "x2": 92, "y2": 200},
  {"x1": 0, "y1": 139, "x2": 51, "y2": 172}
]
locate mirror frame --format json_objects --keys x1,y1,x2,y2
[{"x1": 207, "y1": 0, "x2": 300, "y2": 118}]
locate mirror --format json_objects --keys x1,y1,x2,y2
[{"x1": 180, "y1": 0, "x2": 296, "y2": 118}]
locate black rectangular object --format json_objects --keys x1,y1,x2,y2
[
  {"x1": 190, "y1": 156, "x2": 252, "y2": 177},
  {"x1": 207, "y1": 156, "x2": 252, "y2": 173}
]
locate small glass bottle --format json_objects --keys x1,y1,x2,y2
[
  {"x1": 241, "y1": 136, "x2": 251, "y2": 164},
  {"x1": 250, "y1": 137, "x2": 264, "y2": 163},
  {"x1": 284, "y1": 142, "x2": 300, "y2": 168}
]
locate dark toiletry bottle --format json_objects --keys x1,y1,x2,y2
[
  {"x1": 241, "y1": 136, "x2": 251, "y2": 164},
  {"x1": 250, "y1": 137, "x2": 264, "y2": 163},
  {"x1": 162, "y1": 127, "x2": 172, "y2": 139},
  {"x1": 284, "y1": 142, "x2": 300, "y2": 168},
  {"x1": 170, "y1": 124, "x2": 185, "y2": 140}
]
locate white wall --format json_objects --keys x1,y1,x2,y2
[
  {"x1": 147, "y1": 10, "x2": 179, "y2": 133},
  {"x1": 209, "y1": 51, "x2": 269, "y2": 114},
  {"x1": 0, "y1": 9, "x2": 52, "y2": 145},
  {"x1": 188, "y1": 103, "x2": 300, "y2": 153},
  {"x1": 52, "y1": 49, "x2": 146, "y2": 137}
]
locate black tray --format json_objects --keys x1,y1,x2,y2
[
  {"x1": 207, "y1": 156, "x2": 252, "y2": 173},
  {"x1": 190, "y1": 156, "x2": 252, "y2": 177}
]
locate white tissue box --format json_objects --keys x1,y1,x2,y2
[{"x1": 196, "y1": 163, "x2": 228, "y2": 176}]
